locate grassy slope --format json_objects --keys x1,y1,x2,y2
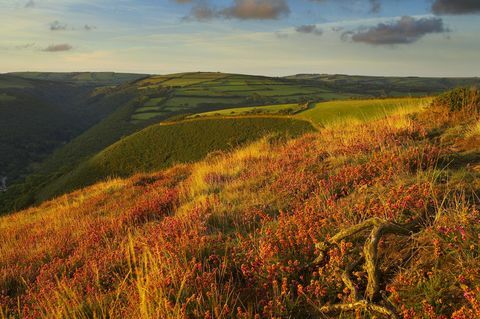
[
  {"x1": 37, "y1": 117, "x2": 315, "y2": 199},
  {"x1": 297, "y1": 97, "x2": 431, "y2": 126},
  {"x1": 183, "y1": 97, "x2": 430, "y2": 127},
  {"x1": 0, "y1": 75, "x2": 123, "y2": 182},
  {"x1": 9, "y1": 72, "x2": 147, "y2": 85},
  {"x1": 1, "y1": 93, "x2": 479, "y2": 318},
  {"x1": 188, "y1": 103, "x2": 306, "y2": 118}
]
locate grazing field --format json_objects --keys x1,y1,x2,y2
[
  {"x1": 37, "y1": 116, "x2": 315, "y2": 199},
  {"x1": 1, "y1": 89, "x2": 479, "y2": 318},
  {"x1": 129, "y1": 73, "x2": 364, "y2": 123},
  {"x1": 297, "y1": 97, "x2": 431, "y2": 126},
  {"x1": 185, "y1": 97, "x2": 430, "y2": 127},
  {"x1": 188, "y1": 103, "x2": 307, "y2": 118}
]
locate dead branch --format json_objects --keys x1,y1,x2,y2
[{"x1": 313, "y1": 216, "x2": 429, "y2": 318}]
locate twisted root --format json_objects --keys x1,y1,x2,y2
[{"x1": 314, "y1": 216, "x2": 427, "y2": 318}]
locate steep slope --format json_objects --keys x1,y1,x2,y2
[
  {"x1": 0, "y1": 74, "x2": 126, "y2": 183},
  {"x1": 36, "y1": 116, "x2": 315, "y2": 200},
  {"x1": 1, "y1": 89, "x2": 479, "y2": 318}
]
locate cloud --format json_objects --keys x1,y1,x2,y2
[
  {"x1": 24, "y1": 0, "x2": 35, "y2": 8},
  {"x1": 49, "y1": 21, "x2": 67, "y2": 31},
  {"x1": 309, "y1": 0, "x2": 381, "y2": 14},
  {"x1": 344, "y1": 16, "x2": 449, "y2": 45},
  {"x1": 15, "y1": 43, "x2": 35, "y2": 50},
  {"x1": 42, "y1": 44, "x2": 73, "y2": 52},
  {"x1": 222, "y1": 0, "x2": 290, "y2": 20},
  {"x1": 185, "y1": 0, "x2": 290, "y2": 21},
  {"x1": 296, "y1": 24, "x2": 323, "y2": 36},
  {"x1": 369, "y1": 0, "x2": 381, "y2": 13},
  {"x1": 432, "y1": 0, "x2": 480, "y2": 15},
  {"x1": 185, "y1": 3, "x2": 219, "y2": 21}
]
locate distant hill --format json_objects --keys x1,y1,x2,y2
[
  {"x1": 285, "y1": 74, "x2": 480, "y2": 97},
  {"x1": 8, "y1": 72, "x2": 148, "y2": 86}
]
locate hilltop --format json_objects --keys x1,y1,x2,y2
[{"x1": 0, "y1": 88, "x2": 479, "y2": 318}]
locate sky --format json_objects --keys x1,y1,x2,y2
[{"x1": 0, "y1": 0, "x2": 479, "y2": 76}]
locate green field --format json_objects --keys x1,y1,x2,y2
[
  {"x1": 189, "y1": 103, "x2": 306, "y2": 118},
  {"x1": 186, "y1": 97, "x2": 430, "y2": 126},
  {"x1": 128, "y1": 72, "x2": 363, "y2": 123},
  {"x1": 38, "y1": 117, "x2": 315, "y2": 199},
  {"x1": 296, "y1": 97, "x2": 431, "y2": 126}
]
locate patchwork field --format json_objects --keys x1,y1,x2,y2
[{"x1": 129, "y1": 72, "x2": 365, "y2": 123}]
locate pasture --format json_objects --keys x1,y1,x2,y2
[{"x1": 296, "y1": 97, "x2": 431, "y2": 126}]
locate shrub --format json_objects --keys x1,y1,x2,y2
[{"x1": 433, "y1": 87, "x2": 479, "y2": 113}]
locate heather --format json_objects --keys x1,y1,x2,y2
[{"x1": 1, "y1": 91, "x2": 479, "y2": 318}]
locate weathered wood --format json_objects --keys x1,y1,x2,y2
[
  {"x1": 314, "y1": 216, "x2": 428, "y2": 318},
  {"x1": 319, "y1": 300, "x2": 400, "y2": 318}
]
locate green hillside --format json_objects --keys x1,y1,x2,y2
[
  {"x1": 0, "y1": 74, "x2": 129, "y2": 183},
  {"x1": 188, "y1": 103, "x2": 308, "y2": 118},
  {"x1": 285, "y1": 74, "x2": 480, "y2": 97},
  {"x1": 37, "y1": 117, "x2": 315, "y2": 199},
  {"x1": 9, "y1": 72, "x2": 147, "y2": 86},
  {"x1": 297, "y1": 97, "x2": 431, "y2": 126}
]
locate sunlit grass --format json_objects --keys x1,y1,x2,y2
[{"x1": 297, "y1": 97, "x2": 430, "y2": 126}]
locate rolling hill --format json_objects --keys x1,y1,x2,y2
[
  {"x1": 35, "y1": 116, "x2": 315, "y2": 200},
  {"x1": 1, "y1": 72, "x2": 479, "y2": 214},
  {"x1": 285, "y1": 74, "x2": 480, "y2": 97},
  {"x1": 9, "y1": 72, "x2": 147, "y2": 86},
  {"x1": 0, "y1": 89, "x2": 479, "y2": 318}
]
